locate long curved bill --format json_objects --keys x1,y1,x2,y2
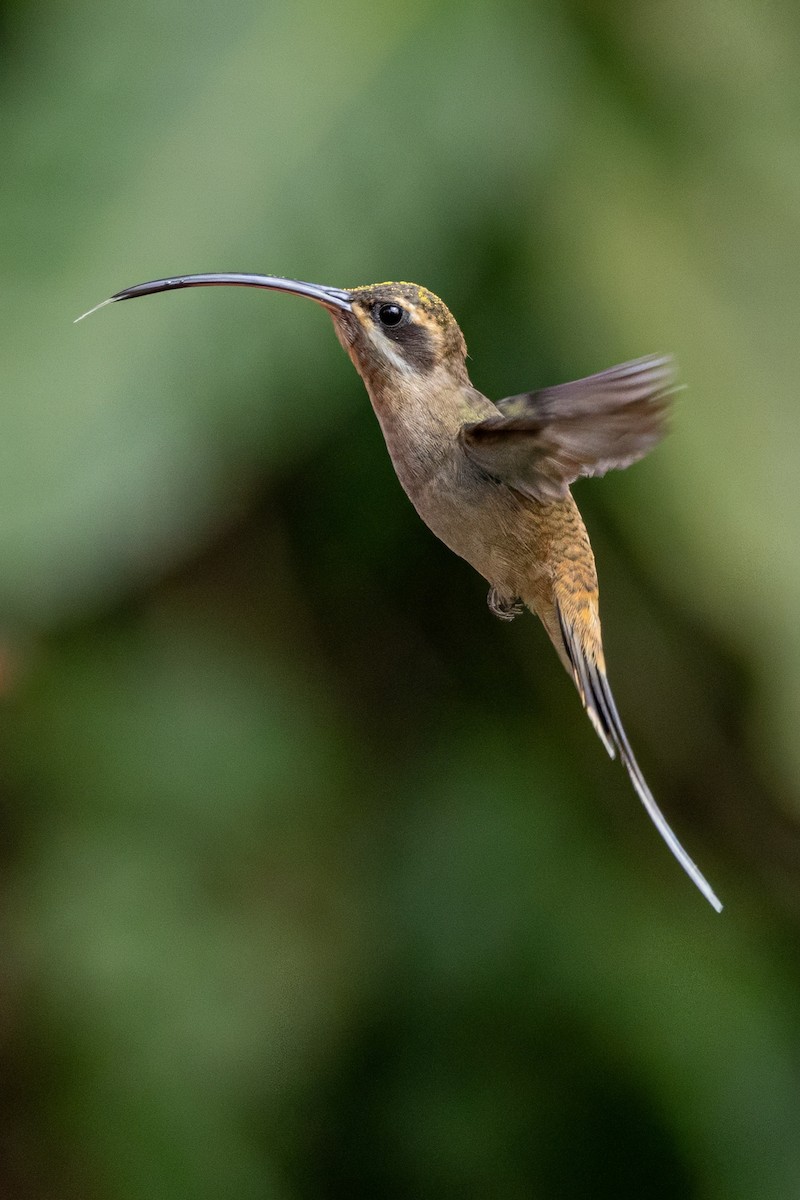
[{"x1": 75, "y1": 273, "x2": 353, "y2": 323}]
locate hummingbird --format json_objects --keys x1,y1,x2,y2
[{"x1": 77, "y1": 273, "x2": 722, "y2": 912}]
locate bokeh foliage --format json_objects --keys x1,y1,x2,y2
[{"x1": 2, "y1": 0, "x2": 800, "y2": 1196}]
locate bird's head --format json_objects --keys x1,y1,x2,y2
[{"x1": 332, "y1": 282, "x2": 468, "y2": 388}]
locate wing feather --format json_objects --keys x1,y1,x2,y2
[{"x1": 460, "y1": 355, "x2": 678, "y2": 503}]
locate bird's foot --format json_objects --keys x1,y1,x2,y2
[{"x1": 487, "y1": 587, "x2": 523, "y2": 621}]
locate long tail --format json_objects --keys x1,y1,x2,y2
[{"x1": 557, "y1": 607, "x2": 723, "y2": 913}]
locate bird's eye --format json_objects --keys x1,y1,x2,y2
[{"x1": 377, "y1": 302, "x2": 405, "y2": 327}]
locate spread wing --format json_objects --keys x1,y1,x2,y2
[{"x1": 459, "y1": 355, "x2": 677, "y2": 503}]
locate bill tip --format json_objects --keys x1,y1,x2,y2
[{"x1": 74, "y1": 295, "x2": 116, "y2": 324}]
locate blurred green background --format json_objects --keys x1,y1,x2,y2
[{"x1": 1, "y1": 1, "x2": 800, "y2": 1196}]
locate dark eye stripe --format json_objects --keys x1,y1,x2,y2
[
  {"x1": 386, "y1": 322, "x2": 436, "y2": 372},
  {"x1": 365, "y1": 295, "x2": 437, "y2": 373}
]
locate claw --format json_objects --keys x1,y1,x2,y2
[{"x1": 488, "y1": 587, "x2": 523, "y2": 621}]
